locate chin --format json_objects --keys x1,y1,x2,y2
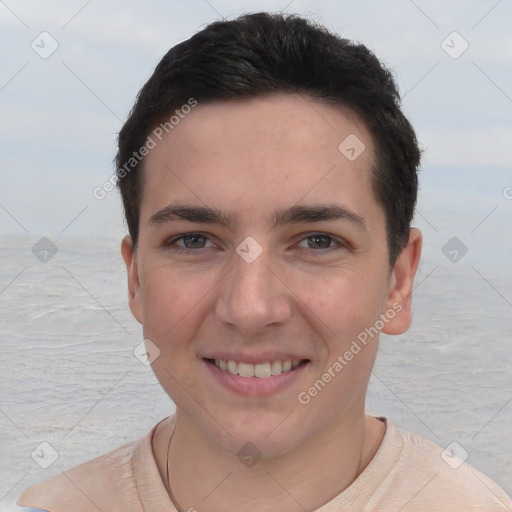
[{"x1": 202, "y1": 409, "x2": 306, "y2": 459}]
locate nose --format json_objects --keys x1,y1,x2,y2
[{"x1": 215, "y1": 247, "x2": 292, "y2": 336}]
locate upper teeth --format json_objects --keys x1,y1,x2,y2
[{"x1": 214, "y1": 359, "x2": 302, "y2": 378}]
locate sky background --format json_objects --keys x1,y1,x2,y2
[{"x1": 0, "y1": 0, "x2": 511, "y2": 270}]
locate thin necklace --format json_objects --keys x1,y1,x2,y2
[
  {"x1": 166, "y1": 419, "x2": 366, "y2": 511},
  {"x1": 165, "y1": 422, "x2": 182, "y2": 512}
]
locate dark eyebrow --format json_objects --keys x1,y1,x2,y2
[
  {"x1": 148, "y1": 203, "x2": 368, "y2": 231},
  {"x1": 149, "y1": 205, "x2": 237, "y2": 230},
  {"x1": 270, "y1": 204, "x2": 368, "y2": 231}
]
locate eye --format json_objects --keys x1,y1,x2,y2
[
  {"x1": 164, "y1": 232, "x2": 346, "y2": 254},
  {"x1": 296, "y1": 233, "x2": 344, "y2": 251},
  {"x1": 165, "y1": 233, "x2": 215, "y2": 251}
]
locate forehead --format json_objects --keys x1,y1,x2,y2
[{"x1": 140, "y1": 94, "x2": 378, "y2": 227}]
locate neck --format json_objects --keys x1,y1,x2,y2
[{"x1": 160, "y1": 409, "x2": 385, "y2": 512}]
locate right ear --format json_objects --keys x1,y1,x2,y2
[{"x1": 121, "y1": 235, "x2": 143, "y2": 325}]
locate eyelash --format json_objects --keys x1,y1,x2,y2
[{"x1": 163, "y1": 232, "x2": 347, "y2": 255}]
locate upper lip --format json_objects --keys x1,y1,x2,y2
[{"x1": 202, "y1": 351, "x2": 309, "y2": 365}]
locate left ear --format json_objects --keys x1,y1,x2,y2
[
  {"x1": 381, "y1": 228, "x2": 422, "y2": 335},
  {"x1": 121, "y1": 235, "x2": 143, "y2": 325}
]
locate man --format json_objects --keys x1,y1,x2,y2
[{"x1": 17, "y1": 12, "x2": 511, "y2": 512}]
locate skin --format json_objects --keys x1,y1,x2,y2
[{"x1": 121, "y1": 94, "x2": 422, "y2": 511}]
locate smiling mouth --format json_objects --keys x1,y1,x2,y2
[{"x1": 204, "y1": 358, "x2": 308, "y2": 378}]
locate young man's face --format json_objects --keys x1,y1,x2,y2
[{"x1": 122, "y1": 94, "x2": 420, "y2": 456}]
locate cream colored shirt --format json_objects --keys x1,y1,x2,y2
[{"x1": 16, "y1": 415, "x2": 512, "y2": 511}]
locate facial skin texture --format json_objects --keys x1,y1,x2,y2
[{"x1": 121, "y1": 94, "x2": 422, "y2": 511}]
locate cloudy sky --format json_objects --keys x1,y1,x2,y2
[{"x1": 1, "y1": 0, "x2": 511, "y2": 269}]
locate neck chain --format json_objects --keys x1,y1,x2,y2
[
  {"x1": 165, "y1": 418, "x2": 367, "y2": 511},
  {"x1": 165, "y1": 422, "x2": 182, "y2": 512}
]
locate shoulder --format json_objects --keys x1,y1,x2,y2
[
  {"x1": 11, "y1": 507, "x2": 49, "y2": 512},
  {"x1": 15, "y1": 434, "x2": 144, "y2": 512},
  {"x1": 387, "y1": 421, "x2": 512, "y2": 511}
]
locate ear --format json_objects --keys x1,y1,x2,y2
[
  {"x1": 121, "y1": 235, "x2": 143, "y2": 325},
  {"x1": 381, "y1": 228, "x2": 422, "y2": 335}
]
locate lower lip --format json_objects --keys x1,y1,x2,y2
[{"x1": 203, "y1": 359, "x2": 309, "y2": 397}]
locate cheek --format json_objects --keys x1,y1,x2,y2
[
  {"x1": 138, "y1": 265, "x2": 210, "y2": 402},
  {"x1": 139, "y1": 264, "x2": 204, "y2": 347},
  {"x1": 297, "y1": 268, "x2": 386, "y2": 343}
]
